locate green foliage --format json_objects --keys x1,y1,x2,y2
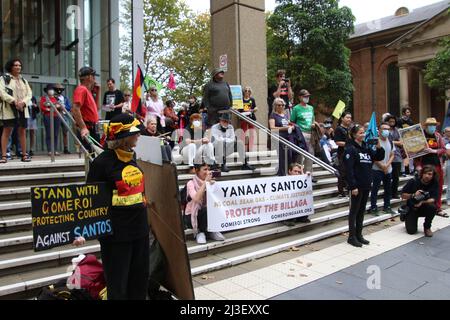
[
  {"x1": 267, "y1": 0, "x2": 355, "y2": 114},
  {"x1": 119, "y1": 0, "x2": 211, "y2": 101},
  {"x1": 161, "y1": 13, "x2": 212, "y2": 102},
  {"x1": 425, "y1": 36, "x2": 450, "y2": 100}
]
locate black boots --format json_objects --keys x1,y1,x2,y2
[
  {"x1": 347, "y1": 237, "x2": 363, "y2": 247},
  {"x1": 357, "y1": 235, "x2": 370, "y2": 245}
]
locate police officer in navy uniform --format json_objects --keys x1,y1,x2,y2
[{"x1": 344, "y1": 124, "x2": 385, "y2": 247}]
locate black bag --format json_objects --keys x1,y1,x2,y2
[
  {"x1": 37, "y1": 278, "x2": 94, "y2": 300},
  {"x1": 148, "y1": 238, "x2": 174, "y2": 300}
]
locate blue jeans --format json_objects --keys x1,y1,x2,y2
[
  {"x1": 370, "y1": 170, "x2": 392, "y2": 210},
  {"x1": 43, "y1": 115, "x2": 61, "y2": 153}
]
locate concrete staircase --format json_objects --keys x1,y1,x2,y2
[{"x1": 0, "y1": 152, "x2": 413, "y2": 299}]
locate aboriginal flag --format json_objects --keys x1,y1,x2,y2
[{"x1": 132, "y1": 64, "x2": 146, "y2": 118}]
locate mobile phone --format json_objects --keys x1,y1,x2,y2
[{"x1": 212, "y1": 171, "x2": 221, "y2": 178}]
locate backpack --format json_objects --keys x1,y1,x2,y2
[
  {"x1": 66, "y1": 254, "x2": 106, "y2": 300},
  {"x1": 37, "y1": 278, "x2": 93, "y2": 300}
]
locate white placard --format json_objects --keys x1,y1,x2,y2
[
  {"x1": 135, "y1": 136, "x2": 163, "y2": 166},
  {"x1": 219, "y1": 54, "x2": 228, "y2": 72},
  {"x1": 206, "y1": 175, "x2": 314, "y2": 232}
]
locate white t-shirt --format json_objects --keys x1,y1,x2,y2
[{"x1": 372, "y1": 138, "x2": 394, "y2": 174}]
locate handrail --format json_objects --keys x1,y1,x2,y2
[
  {"x1": 44, "y1": 101, "x2": 95, "y2": 162},
  {"x1": 229, "y1": 109, "x2": 338, "y2": 176}
]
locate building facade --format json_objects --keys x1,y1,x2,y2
[
  {"x1": 0, "y1": 0, "x2": 120, "y2": 152},
  {"x1": 1, "y1": 0, "x2": 120, "y2": 96},
  {"x1": 347, "y1": 1, "x2": 449, "y2": 124}
]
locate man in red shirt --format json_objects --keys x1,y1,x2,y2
[{"x1": 72, "y1": 67, "x2": 100, "y2": 150}]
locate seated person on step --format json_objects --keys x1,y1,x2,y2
[
  {"x1": 185, "y1": 162, "x2": 225, "y2": 244},
  {"x1": 401, "y1": 165, "x2": 438, "y2": 237},
  {"x1": 141, "y1": 116, "x2": 173, "y2": 162},
  {"x1": 209, "y1": 112, "x2": 255, "y2": 173},
  {"x1": 283, "y1": 163, "x2": 311, "y2": 226},
  {"x1": 179, "y1": 113, "x2": 215, "y2": 174}
]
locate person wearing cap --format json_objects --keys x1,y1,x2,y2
[
  {"x1": 319, "y1": 122, "x2": 338, "y2": 164},
  {"x1": 40, "y1": 84, "x2": 65, "y2": 156},
  {"x1": 414, "y1": 117, "x2": 447, "y2": 216},
  {"x1": 72, "y1": 66, "x2": 100, "y2": 151},
  {"x1": 87, "y1": 113, "x2": 149, "y2": 300},
  {"x1": 210, "y1": 112, "x2": 255, "y2": 173},
  {"x1": 54, "y1": 83, "x2": 72, "y2": 154},
  {"x1": 179, "y1": 113, "x2": 215, "y2": 173},
  {"x1": 103, "y1": 78, "x2": 125, "y2": 121},
  {"x1": 202, "y1": 67, "x2": 232, "y2": 127},
  {"x1": 0, "y1": 58, "x2": 33, "y2": 163},
  {"x1": 290, "y1": 89, "x2": 317, "y2": 182}
]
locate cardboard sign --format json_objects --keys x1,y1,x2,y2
[
  {"x1": 399, "y1": 124, "x2": 430, "y2": 159},
  {"x1": 207, "y1": 175, "x2": 314, "y2": 232},
  {"x1": 230, "y1": 85, "x2": 244, "y2": 110},
  {"x1": 31, "y1": 183, "x2": 112, "y2": 252},
  {"x1": 219, "y1": 54, "x2": 228, "y2": 72}
]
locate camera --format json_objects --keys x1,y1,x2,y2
[
  {"x1": 398, "y1": 205, "x2": 410, "y2": 222},
  {"x1": 283, "y1": 78, "x2": 290, "y2": 83},
  {"x1": 411, "y1": 190, "x2": 430, "y2": 205}
]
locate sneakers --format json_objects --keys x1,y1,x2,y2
[
  {"x1": 283, "y1": 220, "x2": 296, "y2": 227},
  {"x1": 297, "y1": 216, "x2": 311, "y2": 223},
  {"x1": 241, "y1": 163, "x2": 255, "y2": 171},
  {"x1": 195, "y1": 232, "x2": 206, "y2": 244},
  {"x1": 208, "y1": 232, "x2": 225, "y2": 241},
  {"x1": 367, "y1": 208, "x2": 380, "y2": 216},
  {"x1": 424, "y1": 229, "x2": 433, "y2": 237},
  {"x1": 383, "y1": 207, "x2": 396, "y2": 215},
  {"x1": 221, "y1": 164, "x2": 230, "y2": 173}
]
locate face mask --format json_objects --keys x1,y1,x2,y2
[
  {"x1": 47, "y1": 89, "x2": 55, "y2": 96},
  {"x1": 381, "y1": 130, "x2": 390, "y2": 138},
  {"x1": 427, "y1": 126, "x2": 436, "y2": 134},
  {"x1": 193, "y1": 120, "x2": 201, "y2": 128},
  {"x1": 302, "y1": 98, "x2": 310, "y2": 104}
]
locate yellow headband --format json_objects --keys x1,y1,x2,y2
[{"x1": 105, "y1": 119, "x2": 141, "y2": 140}]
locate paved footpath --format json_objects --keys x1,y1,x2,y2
[{"x1": 195, "y1": 215, "x2": 450, "y2": 300}]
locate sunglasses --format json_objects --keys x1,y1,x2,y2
[
  {"x1": 124, "y1": 94, "x2": 131, "y2": 97},
  {"x1": 150, "y1": 89, "x2": 157, "y2": 92}
]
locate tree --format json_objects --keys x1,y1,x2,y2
[
  {"x1": 119, "y1": 0, "x2": 189, "y2": 89},
  {"x1": 267, "y1": 0, "x2": 355, "y2": 115},
  {"x1": 425, "y1": 36, "x2": 450, "y2": 100},
  {"x1": 161, "y1": 13, "x2": 212, "y2": 102}
]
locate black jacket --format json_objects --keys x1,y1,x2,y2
[{"x1": 344, "y1": 140, "x2": 385, "y2": 191}]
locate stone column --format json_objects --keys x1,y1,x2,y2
[
  {"x1": 211, "y1": 0, "x2": 268, "y2": 150},
  {"x1": 132, "y1": 0, "x2": 144, "y2": 79},
  {"x1": 399, "y1": 65, "x2": 409, "y2": 109},
  {"x1": 418, "y1": 70, "x2": 431, "y2": 122}
]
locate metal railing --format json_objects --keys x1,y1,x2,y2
[
  {"x1": 44, "y1": 101, "x2": 97, "y2": 163},
  {"x1": 229, "y1": 109, "x2": 338, "y2": 176}
]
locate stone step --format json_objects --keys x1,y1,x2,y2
[
  {"x1": 0, "y1": 202, "x2": 404, "y2": 300},
  {"x1": 0, "y1": 172, "x2": 86, "y2": 189},
  {"x1": 0, "y1": 195, "x2": 402, "y2": 278},
  {"x1": 0, "y1": 158, "x2": 85, "y2": 176}
]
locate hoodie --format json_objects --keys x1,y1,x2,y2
[{"x1": 344, "y1": 140, "x2": 385, "y2": 191}]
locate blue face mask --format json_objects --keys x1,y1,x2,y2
[
  {"x1": 427, "y1": 126, "x2": 437, "y2": 135},
  {"x1": 381, "y1": 130, "x2": 390, "y2": 138}
]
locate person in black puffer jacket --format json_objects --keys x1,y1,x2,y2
[{"x1": 344, "y1": 124, "x2": 385, "y2": 247}]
